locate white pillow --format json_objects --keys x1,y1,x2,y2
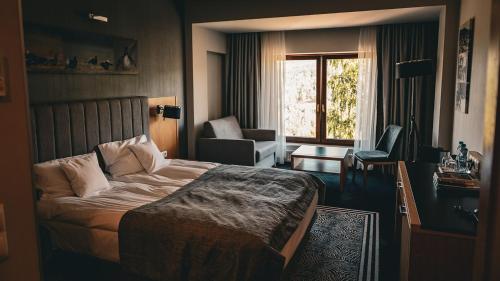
[
  {"x1": 129, "y1": 141, "x2": 170, "y2": 174},
  {"x1": 33, "y1": 153, "x2": 93, "y2": 200},
  {"x1": 60, "y1": 153, "x2": 110, "y2": 198},
  {"x1": 98, "y1": 135, "x2": 147, "y2": 177}
]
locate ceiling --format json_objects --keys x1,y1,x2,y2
[{"x1": 195, "y1": 6, "x2": 443, "y2": 33}]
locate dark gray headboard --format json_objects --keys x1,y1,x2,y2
[{"x1": 31, "y1": 96, "x2": 150, "y2": 163}]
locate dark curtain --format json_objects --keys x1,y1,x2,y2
[
  {"x1": 376, "y1": 22, "x2": 439, "y2": 160},
  {"x1": 224, "y1": 33, "x2": 261, "y2": 129}
]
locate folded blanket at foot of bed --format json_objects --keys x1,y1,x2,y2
[{"x1": 119, "y1": 165, "x2": 323, "y2": 281}]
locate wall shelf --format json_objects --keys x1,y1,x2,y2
[
  {"x1": 24, "y1": 22, "x2": 138, "y2": 76},
  {"x1": 27, "y1": 66, "x2": 138, "y2": 75}
]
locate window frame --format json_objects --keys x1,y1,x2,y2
[{"x1": 285, "y1": 53, "x2": 358, "y2": 146}]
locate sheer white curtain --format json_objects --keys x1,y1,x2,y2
[
  {"x1": 354, "y1": 27, "x2": 378, "y2": 154},
  {"x1": 259, "y1": 31, "x2": 286, "y2": 164}
]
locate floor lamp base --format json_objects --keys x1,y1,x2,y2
[{"x1": 408, "y1": 115, "x2": 419, "y2": 162}]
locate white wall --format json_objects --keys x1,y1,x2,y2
[
  {"x1": 188, "y1": 26, "x2": 226, "y2": 158},
  {"x1": 432, "y1": 4, "x2": 460, "y2": 151},
  {"x1": 207, "y1": 52, "x2": 224, "y2": 121},
  {"x1": 451, "y1": 0, "x2": 492, "y2": 153},
  {"x1": 285, "y1": 27, "x2": 360, "y2": 54}
]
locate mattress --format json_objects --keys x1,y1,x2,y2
[{"x1": 38, "y1": 159, "x2": 317, "y2": 265}]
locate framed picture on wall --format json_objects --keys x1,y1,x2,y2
[{"x1": 455, "y1": 18, "x2": 474, "y2": 114}]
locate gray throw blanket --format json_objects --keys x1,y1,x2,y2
[{"x1": 119, "y1": 165, "x2": 323, "y2": 281}]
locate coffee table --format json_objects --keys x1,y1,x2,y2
[{"x1": 291, "y1": 145, "x2": 352, "y2": 192}]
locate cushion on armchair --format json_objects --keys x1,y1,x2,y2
[
  {"x1": 355, "y1": 150, "x2": 390, "y2": 161},
  {"x1": 203, "y1": 116, "x2": 244, "y2": 139},
  {"x1": 255, "y1": 141, "x2": 277, "y2": 162}
]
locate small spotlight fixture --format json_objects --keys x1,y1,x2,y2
[{"x1": 88, "y1": 12, "x2": 108, "y2": 23}]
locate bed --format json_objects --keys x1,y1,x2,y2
[{"x1": 31, "y1": 96, "x2": 323, "y2": 281}]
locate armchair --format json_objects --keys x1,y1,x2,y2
[
  {"x1": 198, "y1": 116, "x2": 277, "y2": 167},
  {"x1": 353, "y1": 124, "x2": 403, "y2": 188}
]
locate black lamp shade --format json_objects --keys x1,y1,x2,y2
[
  {"x1": 163, "y1": 105, "x2": 181, "y2": 119},
  {"x1": 396, "y1": 59, "x2": 434, "y2": 79}
]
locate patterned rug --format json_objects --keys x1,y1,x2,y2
[{"x1": 284, "y1": 206, "x2": 379, "y2": 281}]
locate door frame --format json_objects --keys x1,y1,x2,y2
[{"x1": 474, "y1": 0, "x2": 500, "y2": 279}]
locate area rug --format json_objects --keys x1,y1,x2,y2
[{"x1": 284, "y1": 206, "x2": 379, "y2": 281}]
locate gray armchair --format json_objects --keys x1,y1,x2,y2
[{"x1": 198, "y1": 116, "x2": 277, "y2": 167}]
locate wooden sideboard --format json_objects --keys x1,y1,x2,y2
[{"x1": 396, "y1": 161, "x2": 478, "y2": 281}]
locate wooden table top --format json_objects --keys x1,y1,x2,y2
[{"x1": 291, "y1": 145, "x2": 350, "y2": 160}]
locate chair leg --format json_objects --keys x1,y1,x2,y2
[
  {"x1": 363, "y1": 163, "x2": 368, "y2": 189},
  {"x1": 391, "y1": 162, "x2": 398, "y2": 188},
  {"x1": 352, "y1": 157, "x2": 357, "y2": 183}
]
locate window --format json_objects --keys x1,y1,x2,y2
[
  {"x1": 284, "y1": 54, "x2": 359, "y2": 145},
  {"x1": 284, "y1": 58, "x2": 318, "y2": 138}
]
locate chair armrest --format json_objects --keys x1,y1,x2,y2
[
  {"x1": 241, "y1": 129, "x2": 276, "y2": 141},
  {"x1": 198, "y1": 138, "x2": 256, "y2": 166}
]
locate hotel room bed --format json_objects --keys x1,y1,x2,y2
[
  {"x1": 31, "y1": 96, "x2": 323, "y2": 281},
  {"x1": 37, "y1": 159, "x2": 217, "y2": 262}
]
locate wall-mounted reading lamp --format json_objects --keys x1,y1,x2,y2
[{"x1": 155, "y1": 105, "x2": 181, "y2": 120}]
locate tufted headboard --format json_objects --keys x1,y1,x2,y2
[{"x1": 30, "y1": 96, "x2": 150, "y2": 163}]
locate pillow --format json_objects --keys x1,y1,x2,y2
[
  {"x1": 33, "y1": 153, "x2": 93, "y2": 200},
  {"x1": 98, "y1": 135, "x2": 147, "y2": 177},
  {"x1": 60, "y1": 153, "x2": 110, "y2": 198},
  {"x1": 129, "y1": 141, "x2": 170, "y2": 174}
]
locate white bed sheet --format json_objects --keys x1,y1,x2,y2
[{"x1": 38, "y1": 159, "x2": 218, "y2": 261}]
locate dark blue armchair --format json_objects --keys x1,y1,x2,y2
[{"x1": 353, "y1": 125, "x2": 403, "y2": 188}]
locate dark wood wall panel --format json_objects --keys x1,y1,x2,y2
[{"x1": 22, "y1": 0, "x2": 186, "y2": 155}]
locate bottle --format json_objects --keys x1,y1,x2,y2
[
  {"x1": 457, "y1": 141, "x2": 464, "y2": 156},
  {"x1": 457, "y1": 143, "x2": 468, "y2": 172},
  {"x1": 461, "y1": 145, "x2": 469, "y2": 172}
]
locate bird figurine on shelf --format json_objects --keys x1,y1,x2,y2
[
  {"x1": 118, "y1": 47, "x2": 134, "y2": 70},
  {"x1": 88, "y1": 56, "x2": 98, "y2": 65},
  {"x1": 67, "y1": 56, "x2": 78, "y2": 69},
  {"x1": 25, "y1": 50, "x2": 47, "y2": 66},
  {"x1": 100, "y1": 60, "x2": 113, "y2": 70}
]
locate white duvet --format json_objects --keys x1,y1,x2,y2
[{"x1": 38, "y1": 159, "x2": 218, "y2": 245}]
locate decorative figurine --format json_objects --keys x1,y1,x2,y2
[
  {"x1": 118, "y1": 47, "x2": 134, "y2": 70},
  {"x1": 25, "y1": 50, "x2": 47, "y2": 66},
  {"x1": 100, "y1": 60, "x2": 113, "y2": 70},
  {"x1": 67, "y1": 56, "x2": 78, "y2": 69},
  {"x1": 88, "y1": 56, "x2": 98, "y2": 65}
]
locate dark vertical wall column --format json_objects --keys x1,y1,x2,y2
[{"x1": 0, "y1": 0, "x2": 41, "y2": 279}]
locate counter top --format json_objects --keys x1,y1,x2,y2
[{"x1": 405, "y1": 161, "x2": 478, "y2": 236}]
